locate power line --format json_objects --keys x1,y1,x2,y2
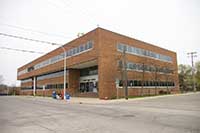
[
  {"x1": 0, "y1": 22, "x2": 72, "y2": 39},
  {"x1": 0, "y1": 32, "x2": 61, "y2": 45},
  {"x1": 0, "y1": 46, "x2": 44, "y2": 54},
  {"x1": 0, "y1": 32, "x2": 91, "y2": 51}
]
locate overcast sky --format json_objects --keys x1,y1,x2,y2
[{"x1": 0, "y1": 0, "x2": 199, "y2": 86}]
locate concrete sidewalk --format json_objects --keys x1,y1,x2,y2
[
  {"x1": 69, "y1": 92, "x2": 200, "y2": 104},
  {"x1": 16, "y1": 91, "x2": 200, "y2": 105}
]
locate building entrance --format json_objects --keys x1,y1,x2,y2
[{"x1": 79, "y1": 75, "x2": 98, "y2": 93}]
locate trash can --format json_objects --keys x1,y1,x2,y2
[
  {"x1": 65, "y1": 93, "x2": 70, "y2": 100},
  {"x1": 52, "y1": 91, "x2": 56, "y2": 99}
]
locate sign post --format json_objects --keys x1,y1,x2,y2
[
  {"x1": 43, "y1": 85, "x2": 45, "y2": 97},
  {"x1": 115, "y1": 79, "x2": 119, "y2": 99}
]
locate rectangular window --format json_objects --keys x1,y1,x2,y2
[
  {"x1": 117, "y1": 43, "x2": 172, "y2": 62},
  {"x1": 70, "y1": 49, "x2": 73, "y2": 56},
  {"x1": 88, "y1": 41, "x2": 93, "y2": 49},
  {"x1": 76, "y1": 47, "x2": 80, "y2": 53},
  {"x1": 86, "y1": 43, "x2": 89, "y2": 50},
  {"x1": 117, "y1": 43, "x2": 123, "y2": 51},
  {"x1": 73, "y1": 48, "x2": 76, "y2": 55},
  {"x1": 127, "y1": 46, "x2": 132, "y2": 53},
  {"x1": 80, "y1": 45, "x2": 84, "y2": 52}
]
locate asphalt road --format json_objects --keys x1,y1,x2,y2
[{"x1": 0, "y1": 93, "x2": 200, "y2": 133}]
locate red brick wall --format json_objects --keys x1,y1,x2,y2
[
  {"x1": 97, "y1": 28, "x2": 179, "y2": 99},
  {"x1": 67, "y1": 69, "x2": 80, "y2": 95},
  {"x1": 18, "y1": 28, "x2": 179, "y2": 99}
]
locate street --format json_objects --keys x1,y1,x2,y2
[{"x1": 0, "y1": 93, "x2": 200, "y2": 133}]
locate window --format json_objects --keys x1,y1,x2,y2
[
  {"x1": 117, "y1": 43, "x2": 123, "y2": 51},
  {"x1": 80, "y1": 66, "x2": 98, "y2": 76},
  {"x1": 70, "y1": 49, "x2": 73, "y2": 56},
  {"x1": 28, "y1": 66, "x2": 34, "y2": 72},
  {"x1": 134, "y1": 80, "x2": 137, "y2": 86},
  {"x1": 21, "y1": 78, "x2": 32, "y2": 83},
  {"x1": 128, "y1": 80, "x2": 134, "y2": 86},
  {"x1": 128, "y1": 63, "x2": 133, "y2": 70},
  {"x1": 80, "y1": 45, "x2": 84, "y2": 52},
  {"x1": 88, "y1": 41, "x2": 93, "y2": 48},
  {"x1": 76, "y1": 47, "x2": 80, "y2": 53},
  {"x1": 117, "y1": 43, "x2": 172, "y2": 62},
  {"x1": 124, "y1": 61, "x2": 172, "y2": 74},
  {"x1": 73, "y1": 48, "x2": 76, "y2": 55},
  {"x1": 37, "y1": 71, "x2": 65, "y2": 81},
  {"x1": 117, "y1": 80, "x2": 175, "y2": 87},
  {"x1": 127, "y1": 46, "x2": 132, "y2": 53},
  {"x1": 119, "y1": 80, "x2": 123, "y2": 87},
  {"x1": 30, "y1": 41, "x2": 93, "y2": 72},
  {"x1": 85, "y1": 43, "x2": 89, "y2": 49},
  {"x1": 18, "y1": 69, "x2": 28, "y2": 76}
]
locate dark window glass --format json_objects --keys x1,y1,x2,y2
[
  {"x1": 119, "y1": 80, "x2": 123, "y2": 87},
  {"x1": 80, "y1": 45, "x2": 84, "y2": 52},
  {"x1": 80, "y1": 66, "x2": 98, "y2": 76},
  {"x1": 88, "y1": 41, "x2": 93, "y2": 49},
  {"x1": 128, "y1": 80, "x2": 134, "y2": 86}
]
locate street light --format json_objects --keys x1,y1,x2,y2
[{"x1": 52, "y1": 43, "x2": 67, "y2": 100}]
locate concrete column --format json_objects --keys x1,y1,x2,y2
[{"x1": 33, "y1": 76, "x2": 36, "y2": 96}]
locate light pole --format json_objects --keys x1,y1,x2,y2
[{"x1": 52, "y1": 43, "x2": 67, "y2": 100}]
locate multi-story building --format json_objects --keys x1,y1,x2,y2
[{"x1": 17, "y1": 27, "x2": 179, "y2": 99}]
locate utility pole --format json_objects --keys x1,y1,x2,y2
[
  {"x1": 122, "y1": 46, "x2": 128, "y2": 100},
  {"x1": 141, "y1": 63, "x2": 145, "y2": 96},
  {"x1": 187, "y1": 52, "x2": 197, "y2": 92},
  {"x1": 154, "y1": 66, "x2": 158, "y2": 95}
]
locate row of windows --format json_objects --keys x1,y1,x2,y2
[
  {"x1": 18, "y1": 69, "x2": 28, "y2": 76},
  {"x1": 37, "y1": 71, "x2": 66, "y2": 81},
  {"x1": 37, "y1": 83, "x2": 68, "y2": 89},
  {"x1": 34, "y1": 40, "x2": 93, "y2": 70},
  {"x1": 120, "y1": 61, "x2": 173, "y2": 74},
  {"x1": 21, "y1": 83, "x2": 68, "y2": 90},
  {"x1": 80, "y1": 66, "x2": 98, "y2": 77},
  {"x1": 117, "y1": 43, "x2": 172, "y2": 62},
  {"x1": 65, "y1": 40, "x2": 93, "y2": 57},
  {"x1": 18, "y1": 40, "x2": 94, "y2": 76},
  {"x1": 45, "y1": 83, "x2": 68, "y2": 89},
  {"x1": 21, "y1": 71, "x2": 66, "y2": 84},
  {"x1": 21, "y1": 78, "x2": 32, "y2": 83},
  {"x1": 118, "y1": 80, "x2": 175, "y2": 87}
]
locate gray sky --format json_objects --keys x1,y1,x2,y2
[{"x1": 0, "y1": 0, "x2": 199, "y2": 86}]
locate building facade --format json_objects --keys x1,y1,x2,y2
[{"x1": 17, "y1": 28, "x2": 179, "y2": 99}]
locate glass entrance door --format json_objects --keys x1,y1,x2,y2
[
  {"x1": 79, "y1": 75, "x2": 98, "y2": 93},
  {"x1": 79, "y1": 81, "x2": 98, "y2": 93}
]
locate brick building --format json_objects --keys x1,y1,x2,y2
[{"x1": 17, "y1": 27, "x2": 179, "y2": 99}]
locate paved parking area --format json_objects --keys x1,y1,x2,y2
[{"x1": 0, "y1": 93, "x2": 200, "y2": 133}]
